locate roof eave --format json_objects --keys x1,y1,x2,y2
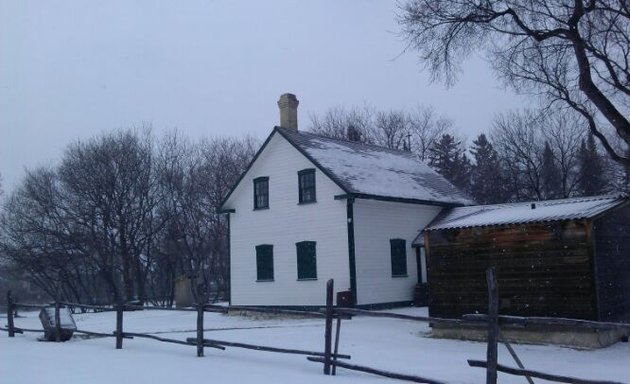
[
  {"x1": 218, "y1": 128, "x2": 280, "y2": 211},
  {"x1": 334, "y1": 193, "x2": 467, "y2": 208}
]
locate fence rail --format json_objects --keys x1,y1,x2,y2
[{"x1": 3, "y1": 272, "x2": 629, "y2": 384}]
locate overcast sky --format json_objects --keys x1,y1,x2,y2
[{"x1": 0, "y1": 0, "x2": 526, "y2": 193}]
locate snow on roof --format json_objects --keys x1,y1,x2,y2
[
  {"x1": 278, "y1": 127, "x2": 472, "y2": 206},
  {"x1": 424, "y1": 194, "x2": 628, "y2": 232}
]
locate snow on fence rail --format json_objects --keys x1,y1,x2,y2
[{"x1": 3, "y1": 272, "x2": 630, "y2": 384}]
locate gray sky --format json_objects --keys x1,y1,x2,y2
[{"x1": 0, "y1": 0, "x2": 525, "y2": 193}]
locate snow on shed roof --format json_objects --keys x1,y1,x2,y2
[
  {"x1": 277, "y1": 127, "x2": 472, "y2": 206},
  {"x1": 424, "y1": 194, "x2": 628, "y2": 232}
]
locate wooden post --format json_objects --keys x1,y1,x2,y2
[
  {"x1": 7, "y1": 291, "x2": 15, "y2": 337},
  {"x1": 196, "y1": 302, "x2": 204, "y2": 357},
  {"x1": 323, "y1": 279, "x2": 334, "y2": 375},
  {"x1": 332, "y1": 316, "x2": 342, "y2": 376},
  {"x1": 502, "y1": 337, "x2": 535, "y2": 384},
  {"x1": 54, "y1": 302, "x2": 62, "y2": 342},
  {"x1": 115, "y1": 300, "x2": 123, "y2": 349},
  {"x1": 486, "y1": 267, "x2": 499, "y2": 384}
]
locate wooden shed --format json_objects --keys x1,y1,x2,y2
[{"x1": 421, "y1": 194, "x2": 630, "y2": 323}]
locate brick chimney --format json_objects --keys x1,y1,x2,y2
[{"x1": 277, "y1": 93, "x2": 299, "y2": 130}]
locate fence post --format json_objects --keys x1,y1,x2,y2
[
  {"x1": 115, "y1": 300, "x2": 123, "y2": 349},
  {"x1": 196, "y1": 302, "x2": 204, "y2": 357},
  {"x1": 54, "y1": 302, "x2": 62, "y2": 342},
  {"x1": 7, "y1": 291, "x2": 15, "y2": 337},
  {"x1": 324, "y1": 279, "x2": 334, "y2": 375},
  {"x1": 486, "y1": 267, "x2": 499, "y2": 384},
  {"x1": 332, "y1": 316, "x2": 342, "y2": 376}
]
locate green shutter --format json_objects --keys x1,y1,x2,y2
[
  {"x1": 256, "y1": 245, "x2": 274, "y2": 281},
  {"x1": 390, "y1": 239, "x2": 407, "y2": 277},
  {"x1": 297, "y1": 241, "x2": 317, "y2": 279}
]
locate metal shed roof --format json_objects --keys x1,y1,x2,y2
[{"x1": 423, "y1": 194, "x2": 628, "y2": 232}]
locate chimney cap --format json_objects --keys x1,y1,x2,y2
[{"x1": 278, "y1": 93, "x2": 299, "y2": 105}]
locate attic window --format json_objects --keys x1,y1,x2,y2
[
  {"x1": 254, "y1": 177, "x2": 269, "y2": 209},
  {"x1": 298, "y1": 169, "x2": 316, "y2": 204}
]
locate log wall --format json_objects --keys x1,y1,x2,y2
[
  {"x1": 593, "y1": 203, "x2": 630, "y2": 322},
  {"x1": 426, "y1": 220, "x2": 597, "y2": 320}
]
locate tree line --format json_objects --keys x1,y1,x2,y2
[
  {"x1": 310, "y1": 105, "x2": 630, "y2": 204},
  {"x1": 397, "y1": 1, "x2": 630, "y2": 166},
  {"x1": 1, "y1": 105, "x2": 629, "y2": 305},
  {"x1": 0, "y1": 130, "x2": 256, "y2": 306}
]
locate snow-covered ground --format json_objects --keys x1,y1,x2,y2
[{"x1": 2, "y1": 307, "x2": 629, "y2": 383}]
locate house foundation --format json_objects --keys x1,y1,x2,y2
[{"x1": 430, "y1": 324, "x2": 629, "y2": 349}]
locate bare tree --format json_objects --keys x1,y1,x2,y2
[
  {"x1": 492, "y1": 109, "x2": 585, "y2": 200},
  {"x1": 545, "y1": 112, "x2": 586, "y2": 196},
  {"x1": 374, "y1": 110, "x2": 409, "y2": 150},
  {"x1": 309, "y1": 105, "x2": 374, "y2": 143},
  {"x1": 398, "y1": 0, "x2": 630, "y2": 165},
  {"x1": 493, "y1": 110, "x2": 547, "y2": 200},
  {"x1": 57, "y1": 129, "x2": 162, "y2": 303},
  {"x1": 155, "y1": 133, "x2": 256, "y2": 304},
  {"x1": 1, "y1": 128, "x2": 256, "y2": 306},
  {"x1": 407, "y1": 105, "x2": 452, "y2": 161},
  {"x1": 0, "y1": 168, "x2": 101, "y2": 303},
  {"x1": 309, "y1": 104, "x2": 454, "y2": 159}
]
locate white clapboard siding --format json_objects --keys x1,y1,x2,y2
[
  {"x1": 225, "y1": 133, "x2": 349, "y2": 306},
  {"x1": 352, "y1": 199, "x2": 441, "y2": 305}
]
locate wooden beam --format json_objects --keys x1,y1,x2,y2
[
  {"x1": 6, "y1": 291, "x2": 15, "y2": 338},
  {"x1": 486, "y1": 267, "x2": 499, "y2": 384},
  {"x1": 115, "y1": 300, "x2": 123, "y2": 349},
  {"x1": 333, "y1": 307, "x2": 463, "y2": 326},
  {"x1": 196, "y1": 303, "x2": 204, "y2": 357},
  {"x1": 324, "y1": 279, "x2": 334, "y2": 375},
  {"x1": 501, "y1": 336, "x2": 534, "y2": 384},
  {"x1": 307, "y1": 357, "x2": 447, "y2": 384},
  {"x1": 123, "y1": 332, "x2": 224, "y2": 349},
  {"x1": 468, "y1": 360, "x2": 625, "y2": 384},
  {"x1": 187, "y1": 338, "x2": 350, "y2": 359}
]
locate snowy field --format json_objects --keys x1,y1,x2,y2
[{"x1": 2, "y1": 307, "x2": 629, "y2": 384}]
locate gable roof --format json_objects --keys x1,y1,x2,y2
[
  {"x1": 422, "y1": 194, "x2": 628, "y2": 233},
  {"x1": 276, "y1": 127, "x2": 472, "y2": 206},
  {"x1": 220, "y1": 127, "x2": 472, "y2": 210},
  {"x1": 221, "y1": 127, "x2": 473, "y2": 210}
]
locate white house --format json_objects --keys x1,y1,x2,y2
[{"x1": 220, "y1": 94, "x2": 471, "y2": 308}]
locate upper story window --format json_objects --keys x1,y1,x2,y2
[
  {"x1": 254, "y1": 177, "x2": 269, "y2": 209},
  {"x1": 298, "y1": 169, "x2": 316, "y2": 204},
  {"x1": 390, "y1": 239, "x2": 408, "y2": 277}
]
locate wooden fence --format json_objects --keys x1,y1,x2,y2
[{"x1": 2, "y1": 272, "x2": 629, "y2": 384}]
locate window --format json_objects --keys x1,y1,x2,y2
[
  {"x1": 298, "y1": 169, "x2": 316, "y2": 203},
  {"x1": 256, "y1": 244, "x2": 274, "y2": 281},
  {"x1": 253, "y1": 177, "x2": 269, "y2": 209},
  {"x1": 390, "y1": 239, "x2": 407, "y2": 277},
  {"x1": 296, "y1": 241, "x2": 317, "y2": 279}
]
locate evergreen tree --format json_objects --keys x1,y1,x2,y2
[
  {"x1": 577, "y1": 134, "x2": 607, "y2": 196},
  {"x1": 470, "y1": 134, "x2": 504, "y2": 204},
  {"x1": 541, "y1": 141, "x2": 562, "y2": 199},
  {"x1": 428, "y1": 134, "x2": 470, "y2": 193}
]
